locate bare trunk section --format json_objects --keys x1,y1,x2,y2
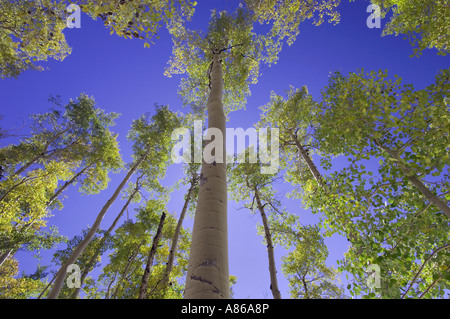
[
  {"x1": 71, "y1": 181, "x2": 141, "y2": 298},
  {"x1": 254, "y1": 189, "x2": 282, "y2": 299},
  {"x1": 47, "y1": 146, "x2": 151, "y2": 299},
  {"x1": 138, "y1": 212, "x2": 166, "y2": 299},
  {"x1": 184, "y1": 53, "x2": 229, "y2": 299},
  {"x1": 161, "y1": 177, "x2": 195, "y2": 294},
  {"x1": 373, "y1": 138, "x2": 450, "y2": 219}
]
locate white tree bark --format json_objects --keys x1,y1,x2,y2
[{"x1": 184, "y1": 53, "x2": 229, "y2": 299}]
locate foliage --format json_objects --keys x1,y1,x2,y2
[
  {"x1": 281, "y1": 225, "x2": 346, "y2": 299},
  {"x1": 0, "y1": 0, "x2": 197, "y2": 78},
  {"x1": 259, "y1": 85, "x2": 319, "y2": 168},
  {"x1": 368, "y1": 0, "x2": 449, "y2": 56},
  {"x1": 0, "y1": 0, "x2": 71, "y2": 78},
  {"x1": 309, "y1": 68, "x2": 450, "y2": 298},
  {"x1": 77, "y1": 0, "x2": 196, "y2": 48},
  {"x1": 1, "y1": 93, "x2": 123, "y2": 191},
  {"x1": 165, "y1": 7, "x2": 267, "y2": 113},
  {"x1": 0, "y1": 257, "x2": 46, "y2": 298},
  {"x1": 90, "y1": 200, "x2": 190, "y2": 299},
  {"x1": 164, "y1": 0, "x2": 337, "y2": 113},
  {"x1": 0, "y1": 94, "x2": 122, "y2": 263},
  {"x1": 247, "y1": 0, "x2": 340, "y2": 46},
  {"x1": 0, "y1": 161, "x2": 71, "y2": 257}
]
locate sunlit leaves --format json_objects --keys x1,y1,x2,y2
[
  {"x1": 91, "y1": 201, "x2": 190, "y2": 299},
  {"x1": 247, "y1": 0, "x2": 341, "y2": 47},
  {"x1": 0, "y1": 0, "x2": 71, "y2": 78},
  {"x1": 311, "y1": 68, "x2": 450, "y2": 298},
  {"x1": 0, "y1": 257, "x2": 47, "y2": 298},
  {"x1": 77, "y1": 0, "x2": 196, "y2": 48},
  {"x1": 165, "y1": 6, "x2": 283, "y2": 113},
  {"x1": 127, "y1": 104, "x2": 181, "y2": 179},
  {"x1": 0, "y1": 0, "x2": 197, "y2": 78},
  {"x1": 370, "y1": 0, "x2": 449, "y2": 56},
  {"x1": 0, "y1": 161, "x2": 72, "y2": 253}
]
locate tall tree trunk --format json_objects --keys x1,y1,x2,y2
[
  {"x1": 184, "y1": 53, "x2": 229, "y2": 299},
  {"x1": 373, "y1": 138, "x2": 450, "y2": 219},
  {"x1": 71, "y1": 182, "x2": 141, "y2": 298},
  {"x1": 47, "y1": 146, "x2": 151, "y2": 299},
  {"x1": 161, "y1": 177, "x2": 195, "y2": 294},
  {"x1": 138, "y1": 212, "x2": 166, "y2": 299},
  {"x1": 254, "y1": 188, "x2": 282, "y2": 299}
]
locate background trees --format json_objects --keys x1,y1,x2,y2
[{"x1": 0, "y1": 94, "x2": 121, "y2": 271}]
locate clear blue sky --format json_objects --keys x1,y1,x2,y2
[{"x1": 0, "y1": 0, "x2": 448, "y2": 298}]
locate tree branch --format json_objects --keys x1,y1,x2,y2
[
  {"x1": 401, "y1": 243, "x2": 450, "y2": 299},
  {"x1": 218, "y1": 43, "x2": 244, "y2": 54}
]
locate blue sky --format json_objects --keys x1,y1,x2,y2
[{"x1": 0, "y1": 0, "x2": 449, "y2": 298}]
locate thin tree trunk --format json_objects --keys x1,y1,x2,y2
[
  {"x1": 71, "y1": 181, "x2": 141, "y2": 298},
  {"x1": 9, "y1": 126, "x2": 72, "y2": 179},
  {"x1": 46, "y1": 163, "x2": 93, "y2": 207},
  {"x1": 112, "y1": 243, "x2": 142, "y2": 299},
  {"x1": 161, "y1": 177, "x2": 195, "y2": 294},
  {"x1": 184, "y1": 52, "x2": 229, "y2": 299},
  {"x1": 254, "y1": 188, "x2": 282, "y2": 299},
  {"x1": 47, "y1": 146, "x2": 151, "y2": 299},
  {"x1": 138, "y1": 212, "x2": 166, "y2": 299},
  {"x1": 0, "y1": 250, "x2": 12, "y2": 268},
  {"x1": 0, "y1": 175, "x2": 33, "y2": 203},
  {"x1": 292, "y1": 133, "x2": 325, "y2": 188},
  {"x1": 373, "y1": 138, "x2": 450, "y2": 219},
  {"x1": 105, "y1": 270, "x2": 119, "y2": 299}
]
